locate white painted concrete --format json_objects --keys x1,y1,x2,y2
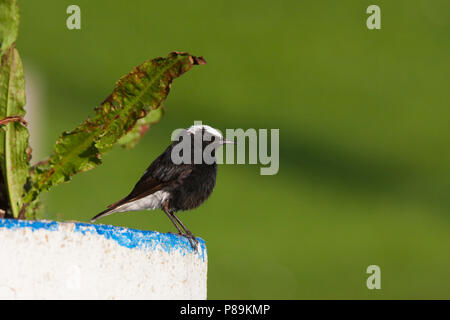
[{"x1": 0, "y1": 219, "x2": 207, "y2": 299}]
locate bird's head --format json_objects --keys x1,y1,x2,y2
[
  {"x1": 186, "y1": 124, "x2": 234, "y2": 147},
  {"x1": 170, "y1": 125, "x2": 234, "y2": 164},
  {"x1": 171, "y1": 124, "x2": 233, "y2": 164}
]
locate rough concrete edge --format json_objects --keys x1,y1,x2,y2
[{"x1": 0, "y1": 219, "x2": 207, "y2": 261}]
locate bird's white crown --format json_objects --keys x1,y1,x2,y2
[{"x1": 186, "y1": 124, "x2": 223, "y2": 139}]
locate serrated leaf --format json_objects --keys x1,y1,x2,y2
[
  {"x1": 25, "y1": 52, "x2": 206, "y2": 204},
  {"x1": 0, "y1": 46, "x2": 29, "y2": 218},
  {"x1": 117, "y1": 106, "x2": 164, "y2": 149}
]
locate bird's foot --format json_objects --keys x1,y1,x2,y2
[
  {"x1": 168, "y1": 231, "x2": 199, "y2": 252},
  {"x1": 183, "y1": 231, "x2": 199, "y2": 252}
]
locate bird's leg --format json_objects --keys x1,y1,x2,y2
[
  {"x1": 162, "y1": 207, "x2": 184, "y2": 235},
  {"x1": 162, "y1": 201, "x2": 198, "y2": 251},
  {"x1": 171, "y1": 213, "x2": 196, "y2": 238},
  {"x1": 171, "y1": 212, "x2": 199, "y2": 249},
  {"x1": 165, "y1": 211, "x2": 196, "y2": 252}
]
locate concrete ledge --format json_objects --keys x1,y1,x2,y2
[{"x1": 0, "y1": 219, "x2": 207, "y2": 299}]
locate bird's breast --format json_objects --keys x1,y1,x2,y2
[{"x1": 169, "y1": 164, "x2": 217, "y2": 211}]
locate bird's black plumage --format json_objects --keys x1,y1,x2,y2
[{"x1": 90, "y1": 125, "x2": 229, "y2": 249}]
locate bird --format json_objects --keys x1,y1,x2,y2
[{"x1": 90, "y1": 124, "x2": 234, "y2": 250}]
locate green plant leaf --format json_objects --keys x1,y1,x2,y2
[
  {"x1": 0, "y1": 0, "x2": 19, "y2": 57},
  {"x1": 26, "y1": 52, "x2": 206, "y2": 205},
  {"x1": 0, "y1": 46, "x2": 29, "y2": 218},
  {"x1": 117, "y1": 106, "x2": 165, "y2": 149}
]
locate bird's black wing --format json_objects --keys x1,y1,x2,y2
[
  {"x1": 108, "y1": 144, "x2": 192, "y2": 209},
  {"x1": 90, "y1": 143, "x2": 192, "y2": 222}
]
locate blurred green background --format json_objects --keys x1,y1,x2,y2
[{"x1": 17, "y1": 0, "x2": 450, "y2": 299}]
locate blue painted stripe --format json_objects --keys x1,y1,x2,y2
[{"x1": 0, "y1": 219, "x2": 206, "y2": 260}]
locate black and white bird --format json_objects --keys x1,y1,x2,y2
[{"x1": 90, "y1": 124, "x2": 233, "y2": 249}]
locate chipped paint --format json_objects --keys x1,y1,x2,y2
[{"x1": 0, "y1": 219, "x2": 206, "y2": 261}]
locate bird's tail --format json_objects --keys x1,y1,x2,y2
[
  {"x1": 90, "y1": 196, "x2": 129, "y2": 223},
  {"x1": 90, "y1": 208, "x2": 116, "y2": 223}
]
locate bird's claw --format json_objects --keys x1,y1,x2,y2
[
  {"x1": 184, "y1": 232, "x2": 199, "y2": 252},
  {"x1": 168, "y1": 231, "x2": 199, "y2": 252}
]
